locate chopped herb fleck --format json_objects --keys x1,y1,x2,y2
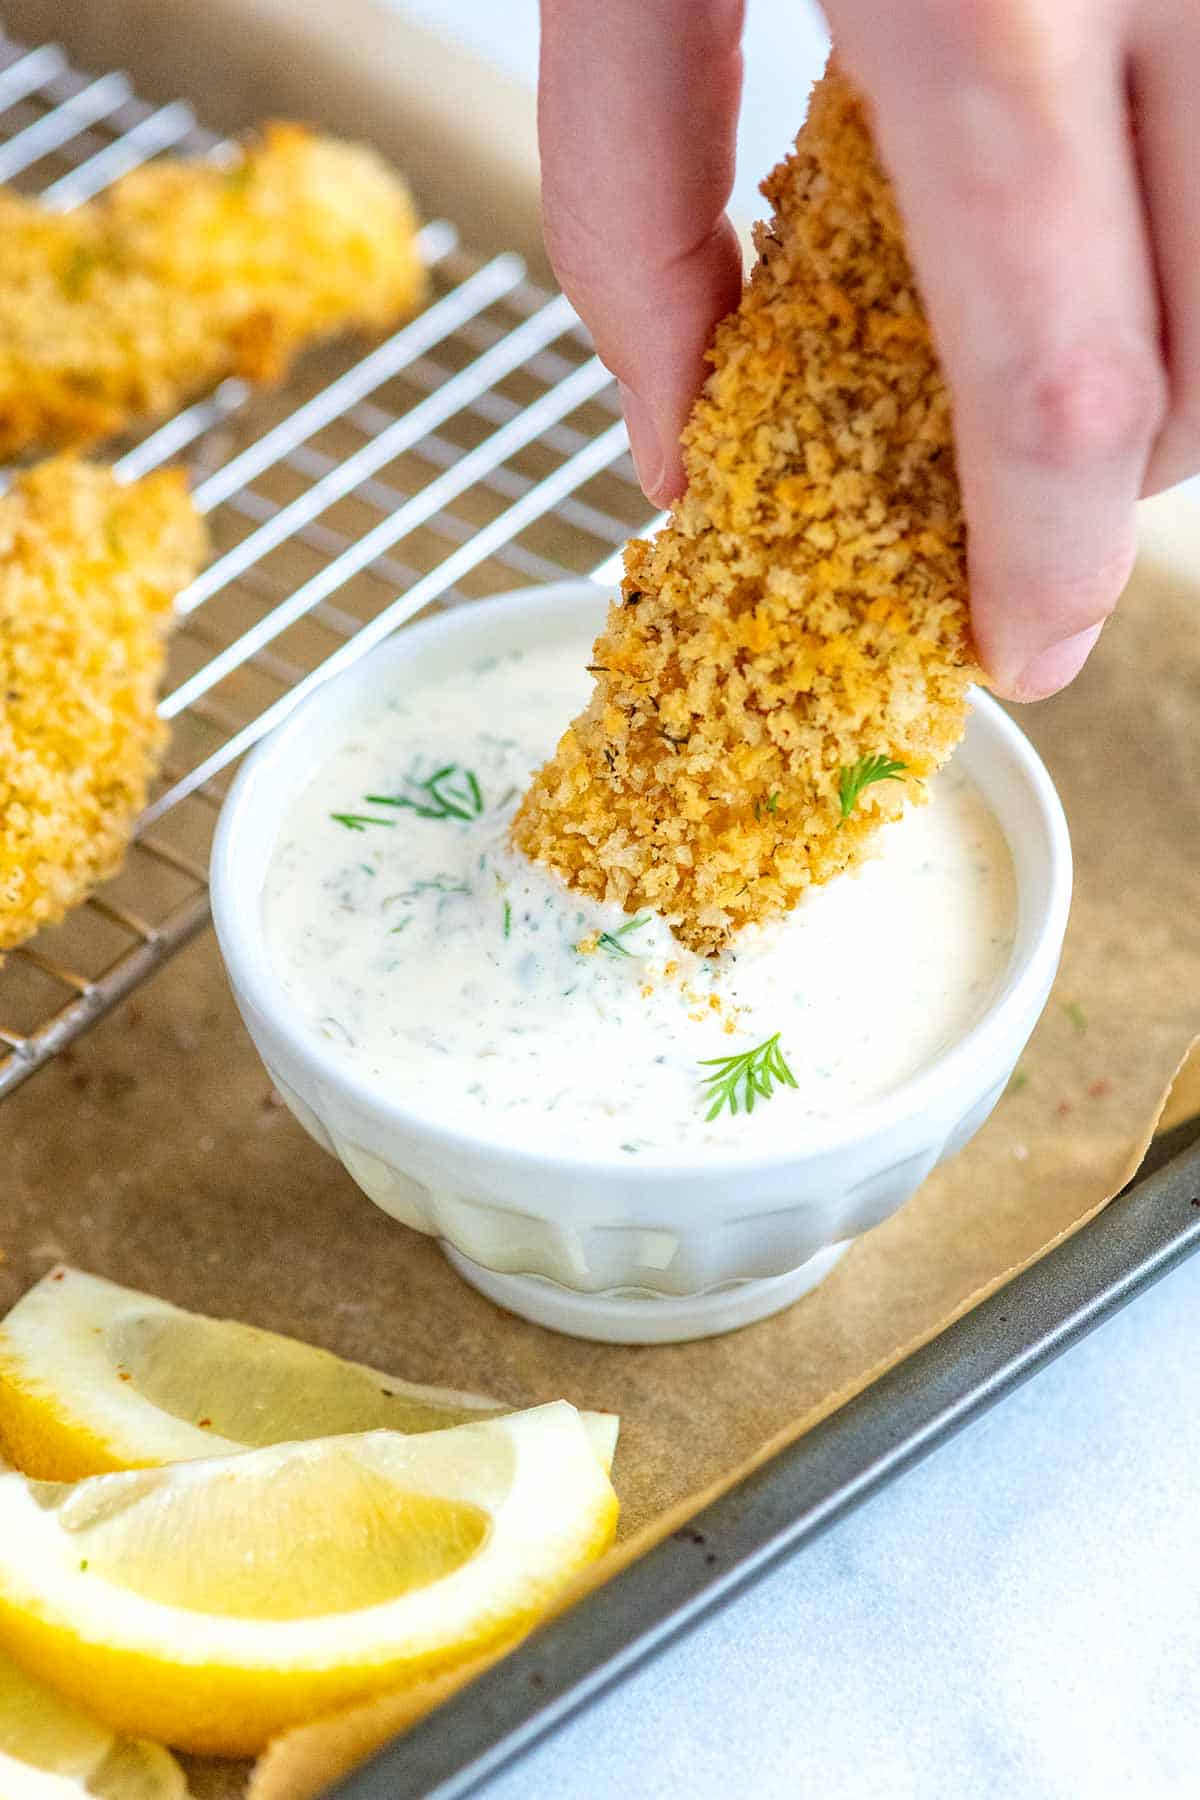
[
  {"x1": 595, "y1": 914, "x2": 651, "y2": 958},
  {"x1": 1007, "y1": 1069, "x2": 1030, "y2": 1095},
  {"x1": 1062, "y1": 1000, "x2": 1087, "y2": 1035},
  {"x1": 60, "y1": 243, "x2": 99, "y2": 299},
  {"x1": 838, "y1": 753, "x2": 907, "y2": 823},
  {"x1": 331, "y1": 812, "x2": 396, "y2": 832},
  {"x1": 503, "y1": 898, "x2": 512, "y2": 938},
  {"x1": 699, "y1": 1032, "x2": 797, "y2": 1120},
  {"x1": 398, "y1": 875, "x2": 470, "y2": 899},
  {"x1": 319, "y1": 1016, "x2": 355, "y2": 1047},
  {"x1": 766, "y1": 790, "x2": 780, "y2": 814},
  {"x1": 366, "y1": 763, "x2": 486, "y2": 823}
]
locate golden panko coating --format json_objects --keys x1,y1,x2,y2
[
  {"x1": 0, "y1": 124, "x2": 425, "y2": 459},
  {"x1": 514, "y1": 64, "x2": 980, "y2": 953},
  {"x1": 0, "y1": 458, "x2": 208, "y2": 954}
]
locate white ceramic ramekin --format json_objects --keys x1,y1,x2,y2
[{"x1": 211, "y1": 580, "x2": 1071, "y2": 1345}]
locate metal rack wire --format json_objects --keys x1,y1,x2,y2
[{"x1": 0, "y1": 27, "x2": 652, "y2": 1101}]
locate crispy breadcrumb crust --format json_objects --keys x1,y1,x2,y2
[
  {"x1": 0, "y1": 124, "x2": 425, "y2": 459},
  {"x1": 514, "y1": 65, "x2": 979, "y2": 953},
  {"x1": 0, "y1": 459, "x2": 208, "y2": 953}
]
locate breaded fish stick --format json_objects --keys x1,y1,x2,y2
[
  {"x1": 0, "y1": 459, "x2": 208, "y2": 953},
  {"x1": 514, "y1": 65, "x2": 979, "y2": 954},
  {"x1": 0, "y1": 125, "x2": 425, "y2": 459}
]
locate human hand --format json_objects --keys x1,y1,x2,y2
[{"x1": 538, "y1": 0, "x2": 1196, "y2": 700}]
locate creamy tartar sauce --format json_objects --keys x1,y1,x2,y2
[{"x1": 263, "y1": 637, "x2": 1015, "y2": 1162}]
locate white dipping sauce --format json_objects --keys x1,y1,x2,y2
[{"x1": 263, "y1": 636, "x2": 1015, "y2": 1163}]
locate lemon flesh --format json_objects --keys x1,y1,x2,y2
[
  {"x1": 0, "y1": 1404, "x2": 618, "y2": 1754},
  {"x1": 0, "y1": 1649, "x2": 185, "y2": 1799},
  {"x1": 0, "y1": 1267, "x2": 618, "y2": 1478},
  {"x1": 57, "y1": 1458, "x2": 490, "y2": 1622}
]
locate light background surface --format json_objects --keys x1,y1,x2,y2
[
  {"x1": 396, "y1": 0, "x2": 832, "y2": 230},
  {"x1": 384, "y1": 7, "x2": 1198, "y2": 1794}
]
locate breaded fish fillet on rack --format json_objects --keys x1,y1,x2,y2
[
  {"x1": 514, "y1": 64, "x2": 979, "y2": 955},
  {"x1": 0, "y1": 458, "x2": 208, "y2": 955},
  {"x1": 0, "y1": 125, "x2": 425, "y2": 459}
]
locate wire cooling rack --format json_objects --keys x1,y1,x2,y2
[{"x1": 0, "y1": 27, "x2": 652, "y2": 1101}]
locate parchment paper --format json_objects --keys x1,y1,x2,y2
[
  {"x1": 1, "y1": 493, "x2": 1196, "y2": 1798},
  {"x1": 0, "y1": 2, "x2": 1183, "y2": 1789}
]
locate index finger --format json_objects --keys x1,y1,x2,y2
[{"x1": 538, "y1": 0, "x2": 745, "y2": 503}]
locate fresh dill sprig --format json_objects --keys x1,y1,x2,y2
[
  {"x1": 331, "y1": 811, "x2": 396, "y2": 831},
  {"x1": 698, "y1": 1032, "x2": 798, "y2": 1120},
  {"x1": 837, "y1": 753, "x2": 907, "y2": 823},
  {"x1": 367, "y1": 763, "x2": 486, "y2": 823},
  {"x1": 596, "y1": 914, "x2": 651, "y2": 958}
]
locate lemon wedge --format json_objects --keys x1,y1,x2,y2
[
  {"x1": 0, "y1": 1404, "x2": 617, "y2": 1755},
  {"x1": 0, "y1": 1267, "x2": 618, "y2": 1478},
  {"x1": 0, "y1": 1647, "x2": 186, "y2": 1798}
]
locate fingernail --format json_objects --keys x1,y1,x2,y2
[
  {"x1": 1006, "y1": 624, "x2": 1104, "y2": 703},
  {"x1": 618, "y1": 383, "x2": 665, "y2": 501}
]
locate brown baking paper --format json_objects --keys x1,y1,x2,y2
[{"x1": 2, "y1": 492, "x2": 1197, "y2": 1799}]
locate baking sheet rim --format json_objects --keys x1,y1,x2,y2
[{"x1": 324, "y1": 1112, "x2": 1200, "y2": 1799}]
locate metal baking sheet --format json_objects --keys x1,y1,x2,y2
[
  {"x1": 2, "y1": 12, "x2": 1194, "y2": 1795},
  {"x1": 329, "y1": 1117, "x2": 1200, "y2": 1798}
]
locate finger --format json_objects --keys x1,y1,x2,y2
[
  {"x1": 825, "y1": 0, "x2": 1166, "y2": 700},
  {"x1": 1132, "y1": 7, "x2": 1200, "y2": 496},
  {"x1": 538, "y1": 0, "x2": 745, "y2": 503}
]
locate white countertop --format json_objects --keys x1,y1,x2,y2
[
  {"x1": 385, "y1": 8, "x2": 1200, "y2": 1793},
  {"x1": 489, "y1": 1248, "x2": 1200, "y2": 1800}
]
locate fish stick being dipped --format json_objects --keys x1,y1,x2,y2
[
  {"x1": 513, "y1": 62, "x2": 979, "y2": 955},
  {"x1": 0, "y1": 125, "x2": 425, "y2": 460},
  {"x1": 0, "y1": 458, "x2": 208, "y2": 956}
]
